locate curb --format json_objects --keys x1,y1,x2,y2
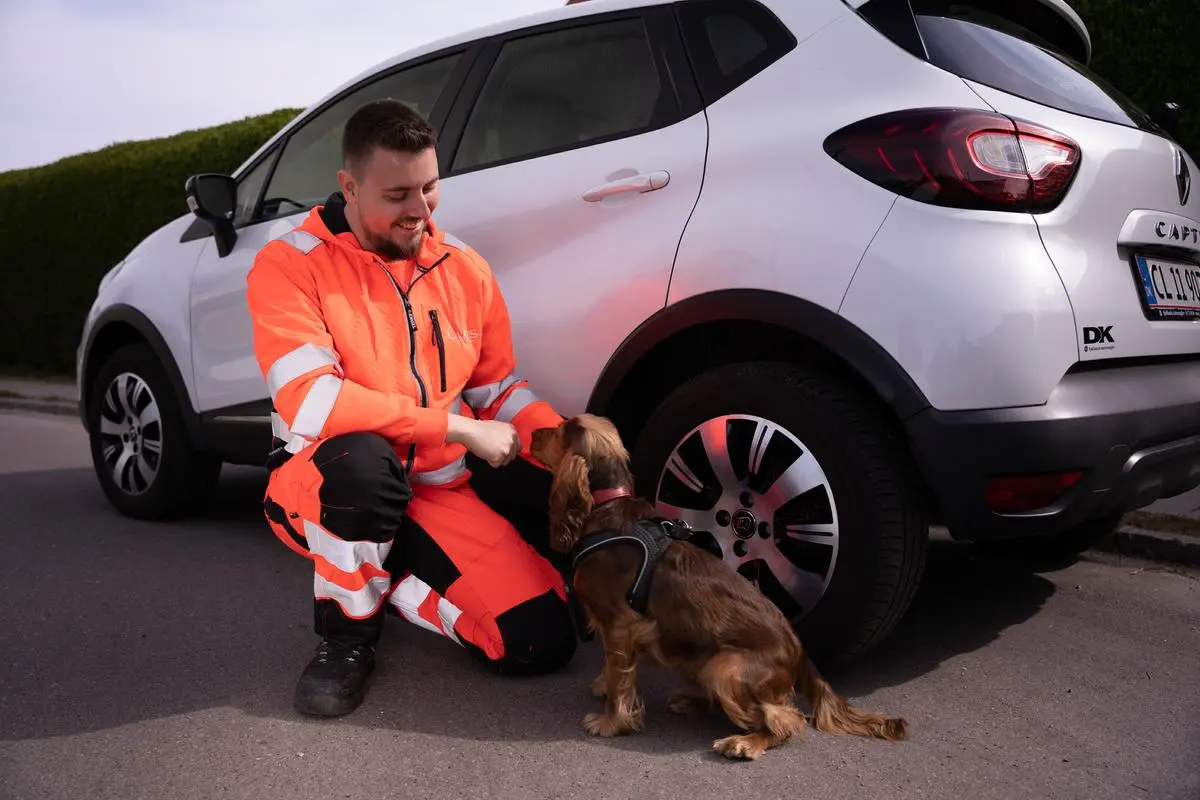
[
  {"x1": 0, "y1": 396, "x2": 79, "y2": 418},
  {"x1": 1095, "y1": 525, "x2": 1200, "y2": 568}
]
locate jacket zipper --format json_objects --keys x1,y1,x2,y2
[
  {"x1": 376, "y1": 259, "x2": 427, "y2": 472},
  {"x1": 373, "y1": 252, "x2": 451, "y2": 472},
  {"x1": 429, "y1": 309, "x2": 447, "y2": 393}
]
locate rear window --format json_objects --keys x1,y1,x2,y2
[{"x1": 913, "y1": 10, "x2": 1160, "y2": 135}]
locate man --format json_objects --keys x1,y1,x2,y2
[{"x1": 246, "y1": 99, "x2": 577, "y2": 718}]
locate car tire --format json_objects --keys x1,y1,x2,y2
[
  {"x1": 630, "y1": 360, "x2": 929, "y2": 665},
  {"x1": 86, "y1": 342, "x2": 222, "y2": 520}
]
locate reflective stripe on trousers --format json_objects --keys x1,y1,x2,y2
[
  {"x1": 262, "y1": 431, "x2": 574, "y2": 665},
  {"x1": 305, "y1": 518, "x2": 395, "y2": 619},
  {"x1": 388, "y1": 573, "x2": 463, "y2": 645},
  {"x1": 271, "y1": 494, "x2": 467, "y2": 644}
]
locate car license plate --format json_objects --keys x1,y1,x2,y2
[{"x1": 1132, "y1": 254, "x2": 1200, "y2": 321}]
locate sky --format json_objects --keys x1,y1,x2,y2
[{"x1": 0, "y1": 0, "x2": 564, "y2": 173}]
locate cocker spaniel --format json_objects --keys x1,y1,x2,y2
[{"x1": 531, "y1": 413, "x2": 908, "y2": 760}]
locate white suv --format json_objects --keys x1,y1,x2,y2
[{"x1": 75, "y1": 0, "x2": 1200, "y2": 663}]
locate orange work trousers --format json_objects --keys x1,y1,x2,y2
[{"x1": 262, "y1": 431, "x2": 576, "y2": 676}]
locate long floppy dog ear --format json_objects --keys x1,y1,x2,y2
[{"x1": 548, "y1": 454, "x2": 593, "y2": 553}]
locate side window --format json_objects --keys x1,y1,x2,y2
[
  {"x1": 254, "y1": 53, "x2": 461, "y2": 222},
  {"x1": 232, "y1": 150, "x2": 276, "y2": 227},
  {"x1": 676, "y1": 0, "x2": 797, "y2": 105},
  {"x1": 452, "y1": 17, "x2": 677, "y2": 172}
]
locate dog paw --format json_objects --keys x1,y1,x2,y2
[
  {"x1": 667, "y1": 693, "x2": 708, "y2": 715},
  {"x1": 583, "y1": 712, "x2": 623, "y2": 737},
  {"x1": 583, "y1": 711, "x2": 641, "y2": 737},
  {"x1": 590, "y1": 675, "x2": 607, "y2": 699},
  {"x1": 713, "y1": 734, "x2": 765, "y2": 761}
]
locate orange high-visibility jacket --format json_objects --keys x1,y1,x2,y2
[{"x1": 246, "y1": 192, "x2": 562, "y2": 486}]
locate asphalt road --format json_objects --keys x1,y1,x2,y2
[{"x1": 1, "y1": 410, "x2": 1198, "y2": 800}]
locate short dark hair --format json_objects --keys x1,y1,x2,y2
[{"x1": 342, "y1": 99, "x2": 438, "y2": 173}]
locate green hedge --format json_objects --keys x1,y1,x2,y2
[
  {"x1": 0, "y1": 108, "x2": 300, "y2": 377},
  {"x1": 1073, "y1": 0, "x2": 1199, "y2": 158}
]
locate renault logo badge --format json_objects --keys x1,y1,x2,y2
[{"x1": 1174, "y1": 146, "x2": 1191, "y2": 206}]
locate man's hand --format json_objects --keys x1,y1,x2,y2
[{"x1": 447, "y1": 415, "x2": 521, "y2": 468}]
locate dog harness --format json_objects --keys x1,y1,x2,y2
[{"x1": 571, "y1": 517, "x2": 704, "y2": 614}]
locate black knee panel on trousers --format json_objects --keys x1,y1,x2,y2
[
  {"x1": 311, "y1": 432, "x2": 412, "y2": 544},
  {"x1": 469, "y1": 589, "x2": 578, "y2": 677}
]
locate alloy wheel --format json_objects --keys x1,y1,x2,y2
[
  {"x1": 653, "y1": 414, "x2": 840, "y2": 621},
  {"x1": 97, "y1": 371, "x2": 163, "y2": 496}
]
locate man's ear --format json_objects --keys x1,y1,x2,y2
[
  {"x1": 548, "y1": 454, "x2": 592, "y2": 553},
  {"x1": 336, "y1": 167, "x2": 357, "y2": 203}
]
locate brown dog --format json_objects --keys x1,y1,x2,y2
[{"x1": 530, "y1": 413, "x2": 907, "y2": 760}]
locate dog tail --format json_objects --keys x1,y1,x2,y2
[{"x1": 796, "y1": 656, "x2": 907, "y2": 741}]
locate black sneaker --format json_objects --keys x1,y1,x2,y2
[{"x1": 293, "y1": 641, "x2": 376, "y2": 717}]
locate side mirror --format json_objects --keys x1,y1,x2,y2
[
  {"x1": 1151, "y1": 101, "x2": 1182, "y2": 137},
  {"x1": 184, "y1": 173, "x2": 238, "y2": 257}
]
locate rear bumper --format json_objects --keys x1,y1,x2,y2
[{"x1": 905, "y1": 359, "x2": 1200, "y2": 541}]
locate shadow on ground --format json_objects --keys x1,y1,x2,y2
[
  {"x1": 0, "y1": 464, "x2": 1054, "y2": 757},
  {"x1": 826, "y1": 535, "x2": 1057, "y2": 697}
]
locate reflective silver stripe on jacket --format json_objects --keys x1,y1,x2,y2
[
  {"x1": 410, "y1": 456, "x2": 467, "y2": 486},
  {"x1": 276, "y1": 229, "x2": 323, "y2": 254},
  {"x1": 462, "y1": 374, "x2": 522, "y2": 411},
  {"x1": 289, "y1": 374, "x2": 342, "y2": 439},
  {"x1": 267, "y1": 343, "x2": 341, "y2": 398},
  {"x1": 271, "y1": 411, "x2": 312, "y2": 454},
  {"x1": 493, "y1": 386, "x2": 539, "y2": 423},
  {"x1": 442, "y1": 231, "x2": 468, "y2": 252},
  {"x1": 269, "y1": 374, "x2": 341, "y2": 452}
]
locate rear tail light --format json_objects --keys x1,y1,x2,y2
[
  {"x1": 823, "y1": 108, "x2": 1081, "y2": 213},
  {"x1": 985, "y1": 470, "x2": 1084, "y2": 513}
]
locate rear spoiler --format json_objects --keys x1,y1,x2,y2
[{"x1": 844, "y1": 0, "x2": 1093, "y2": 64}]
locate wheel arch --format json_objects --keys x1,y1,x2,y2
[
  {"x1": 586, "y1": 288, "x2": 932, "y2": 457},
  {"x1": 80, "y1": 305, "x2": 203, "y2": 445}
]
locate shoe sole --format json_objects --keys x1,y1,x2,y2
[{"x1": 294, "y1": 690, "x2": 365, "y2": 718}]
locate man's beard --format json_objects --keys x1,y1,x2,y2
[{"x1": 365, "y1": 226, "x2": 423, "y2": 261}]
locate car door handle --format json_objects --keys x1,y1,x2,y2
[{"x1": 582, "y1": 171, "x2": 670, "y2": 202}]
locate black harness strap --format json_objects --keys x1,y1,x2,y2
[{"x1": 571, "y1": 518, "x2": 697, "y2": 614}]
